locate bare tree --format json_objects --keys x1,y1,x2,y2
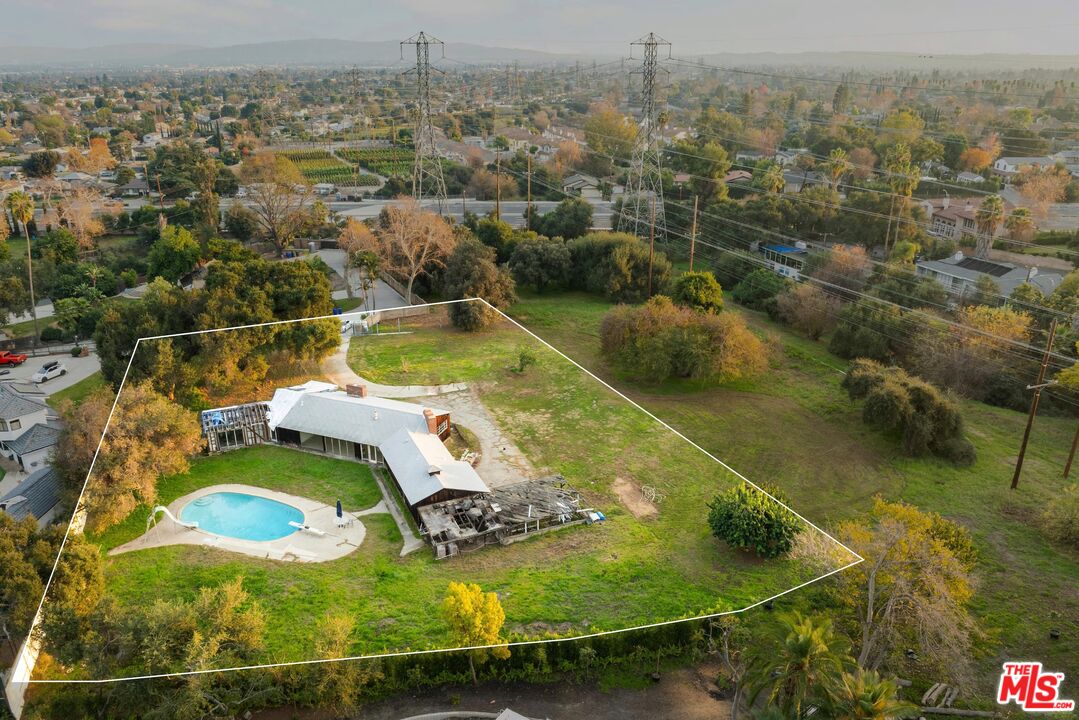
[
  {"x1": 239, "y1": 152, "x2": 312, "y2": 256},
  {"x1": 58, "y1": 185, "x2": 105, "y2": 250},
  {"x1": 376, "y1": 197, "x2": 456, "y2": 303}
]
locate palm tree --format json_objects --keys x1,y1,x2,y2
[
  {"x1": 1005, "y1": 206, "x2": 1036, "y2": 244},
  {"x1": 827, "y1": 668, "x2": 914, "y2": 720},
  {"x1": 975, "y1": 194, "x2": 1006, "y2": 259},
  {"x1": 757, "y1": 164, "x2": 786, "y2": 195},
  {"x1": 5, "y1": 190, "x2": 38, "y2": 347},
  {"x1": 826, "y1": 148, "x2": 852, "y2": 191},
  {"x1": 749, "y1": 613, "x2": 849, "y2": 718},
  {"x1": 883, "y1": 144, "x2": 918, "y2": 255}
]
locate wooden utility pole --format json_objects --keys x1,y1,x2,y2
[
  {"x1": 689, "y1": 194, "x2": 699, "y2": 272},
  {"x1": 495, "y1": 151, "x2": 502, "y2": 221},
  {"x1": 647, "y1": 195, "x2": 656, "y2": 297},
  {"x1": 1064, "y1": 420, "x2": 1079, "y2": 479},
  {"x1": 156, "y1": 174, "x2": 164, "y2": 209},
  {"x1": 1012, "y1": 318, "x2": 1058, "y2": 489},
  {"x1": 526, "y1": 152, "x2": 532, "y2": 231}
]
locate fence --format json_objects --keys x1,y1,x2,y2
[{"x1": 379, "y1": 273, "x2": 425, "y2": 305}]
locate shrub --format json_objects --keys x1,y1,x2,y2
[
  {"x1": 119, "y1": 268, "x2": 138, "y2": 289},
  {"x1": 40, "y1": 326, "x2": 64, "y2": 342},
  {"x1": 842, "y1": 359, "x2": 976, "y2": 465},
  {"x1": 829, "y1": 303, "x2": 909, "y2": 363},
  {"x1": 776, "y1": 284, "x2": 840, "y2": 340},
  {"x1": 672, "y1": 271, "x2": 723, "y2": 313},
  {"x1": 731, "y1": 269, "x2": 790, "y2": 311},
  {"x1": 707, "y1": 483, "x2": 801, "y2": 558},
  {"x1": 566, "y1": 232, "x2": 671, "y2": 302},
  {"x1": 1042, "y1": 484, "x2": 1079, "y2": 549},
  {"x1": 443, "y1": 238, "x2": 517, "y2": 331},
  {"x1": 70, "y1": 345, "x2": 83, "y2": 357},
  {"x1": 508, "y1": 236, "x2": 570, "y2": 292},
  {"x1": 600, "y1": 296, "x2": 766, "y2": 383}
]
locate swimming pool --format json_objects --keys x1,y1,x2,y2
[{"x1": 180, "y1": 492, "x2": 304, "y2": 541}]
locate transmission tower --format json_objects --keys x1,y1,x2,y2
[
  {"x1": 402, "y1": 31, "x2": 447, "y2": 211},
  {"x1": 622, "y1": 32, "x2": 670, "y2": 242}
]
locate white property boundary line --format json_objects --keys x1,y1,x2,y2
[{"x1": 18, "y1": 297, "x2": 863, "y2": 689}]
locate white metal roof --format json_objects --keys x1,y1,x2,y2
[
  {"x1": 380, "y1": 428, "x2": 488, "y2": 506},
  {"x1": 267, "y1": 381, "x2": 449, "y2": 449}
]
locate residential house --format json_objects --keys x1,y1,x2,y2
[
  {"x1": 925, "y1": 197, "x2": 1013, "y2": 241},
  {"x1": 992, "y1": 156, "x2": 1055, "y2": 178},
  {"x1": 202, "y1": 381, "x2": 489, "y2": 515},
  {"x1": 562, "y1": 173, "x2": 603, "y2": 200},
  {"x1": 723, "y1": 170, "x2": 753, "y2": 185},
  {"x1": 0, "y1": 385, "x2": 48, "y2": 446},
  {"x1": 2, "y1": 420, "x2": 61, "y2": 473},
  {"x1": 115, "y1": 178, "x2": 150, "y2": 198},
  {"x1": 782, "y1": 169, "x2": 825, "y2": 194},
  {"x1": 735, "y1": 150, "x2": 765, "y2": 164},
  {"x1": 774, "y1": 148, "x2": 809, "y2": 167},
  {"x1": 0, "y1": 467, "x2": 62, "y2": 526},
  {"x1": 916, "y1": 252, "x2": 1063, "y2": 298},
  {"x1": 956, "y1": 171, "x2": 986, "y2": 184},
  {"x1": 1053, "y1": 149, "x2": 1079, "y2": 178}
]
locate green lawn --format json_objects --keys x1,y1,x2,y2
[
  {"x1": 71, "y1": 309, "x2": 845, "y2": 677},
  {"x1": 47, "y1": 371, "x2": 107, "y2": 408},
  {"x1": 507, "y1": 292, "x2": 1079, "y2": 694}
]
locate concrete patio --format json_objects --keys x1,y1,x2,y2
[{"x1": 110, "y1": 483, "x2": 377, "y2": 562}]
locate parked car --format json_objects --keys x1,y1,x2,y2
[
  {"x1": 31, "y1": 361, "x2": 66, "y2": 383},
  {"x1": 0, "y1": 350, "x2": 27, "y2": 366}
]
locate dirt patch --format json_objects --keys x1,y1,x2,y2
[{"x1": 612, "y1": 477, "x2": 659, "y2": 519}]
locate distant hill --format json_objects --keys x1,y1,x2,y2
[
  {"x1": 0, "y1": 39, "x2": 570, "y2": 69},
  {"x1": 1, "y1": 41, "x2": 1076, "y2": 71}
]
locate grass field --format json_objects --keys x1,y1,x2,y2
[
  {"x1": 60, "y1": 304, "x2": 847, "y2": 679},
  {"x1": 47, "y1": 371, "x2": 106, "y2": 408},
  {"x1": 505, "y1": 292, "x2": 1079, "y2": 693}
]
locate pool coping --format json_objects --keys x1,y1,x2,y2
[{"x1": 110, "y1": 483, "x2": 371, "y2": 563}]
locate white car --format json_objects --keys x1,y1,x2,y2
[{"x1": 31, "y1": 361, "x2": 67, "y2": 383}]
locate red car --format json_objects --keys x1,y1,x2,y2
[{"x1": 0, "y1": 350, "x2": 28, "y2": 366}]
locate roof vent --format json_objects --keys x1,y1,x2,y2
[{"x1": 428, "y1": 465, "x2": 442, "y2": 475}]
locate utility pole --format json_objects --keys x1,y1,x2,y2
[
  {"x1": 647, "y1": 195, "x2": 656, "y2": 297},
  {"x1": 689, "y1": 194, "x2": 699, "y2": 272},
  {"x1": 1065, "y1": 419, "x2": 1079, "y2": 479},
  {"x1": 1012, "y1": 318, "x2": 1059, "y2": 489},
  {"x1": 622, "y1": 32, "x2": 671, "y2": 243},
  {"x1": 495, "y1": 150, "x2": 502, "y2": 221},
  {"x1": 526, "y1": 152, "x2": 532, "y2": 231},
  {"x1": 402, "y1": 31, "x2": 447, "y2": 212},
  {"x1": 156, "y1": 174, "x2": 164, "y2": 209}
]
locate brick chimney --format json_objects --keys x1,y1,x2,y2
[
  {"x1": 346, "y1": 383, "x2": 368, "y2": 398},
  {"x1": 423, "y1": 408, "x2": 438, "y2": 434}
]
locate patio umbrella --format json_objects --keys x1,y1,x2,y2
[{"x1": 336, "y1": 499, "x2": 343, "y2": 518}]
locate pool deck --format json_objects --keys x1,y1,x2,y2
[{"x1": 110, "y1": 483, "x2": 375, "y2": 563}]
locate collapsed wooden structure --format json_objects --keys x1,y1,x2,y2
[{"x1": 418, "y1": 475, "x2": 593, "y2": 559}]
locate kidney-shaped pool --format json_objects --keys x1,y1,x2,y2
[{"x1": 180, "y1": 491, "x2": 305, "y2": 541}]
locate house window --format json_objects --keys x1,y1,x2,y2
[
  {"x1": 0, "y1": 420, "x2": 6, "y2": 432},
  {"x1": 437, "y1": 420, "x2": 449, "y2": 435},
  {"x1": 9, "y1": 419, "x2": 20, "y2": 431}
]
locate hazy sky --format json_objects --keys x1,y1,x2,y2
[{"x1": 7, "y1": 0, "x2": 1079, "y2": 55}]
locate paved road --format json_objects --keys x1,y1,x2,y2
[
  {"x1": 336, "y1": 198, "x2": 615, "y2": 230},
  {"x1": 1, "y1": 352, "x2": 101, "y2": 398}
]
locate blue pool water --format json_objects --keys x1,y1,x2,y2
[{"x1": 180, "y1": 492, "x2": 304, "y2": 541}]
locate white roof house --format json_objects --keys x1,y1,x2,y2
[
  {"x1": 379, "y1": 429, "x2": 488, "y2": 507},
  {"x1": 265, "y1": 381, "x2": 487, "y2": 507}
]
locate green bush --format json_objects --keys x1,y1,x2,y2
[
  {"x1": 566, "y1": 232, "x2": 671, "y2": 303},
  {"x1": 672, "y1": 271, "x2": 723, "y2": 313},
  {"x1": 1042, "y1": 484, "x2": 1079, "y2": 549},
  {"x1": 842, "y1": 359, "x2": 976, "y2": 465},
  {"x1": 707, "y1": 482, "x2": 801, "y2": 558},
  {"x1": 730, "y1": 269, "x2": 790, "y2": 311},
  {"x1": 119, "y1": 269, "x2": 138, "y2": 289},
  {"x1": 40, "y1": 326, "x2": 64, "y2": 342}
]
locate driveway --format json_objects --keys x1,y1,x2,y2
[
  {"x1": 2, "y1": 352, "x2": 102, "y2": 399},
  {"x1": 316, "y1": 248, "x2": 409, "y2": 310}
]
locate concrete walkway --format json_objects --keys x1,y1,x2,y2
[{"x1": 369, "y1": 470, "x2": 425, "y2": 556}]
